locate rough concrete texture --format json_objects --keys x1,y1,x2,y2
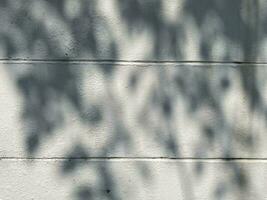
[
  {"x1": 0, "y1": 0, "x2": 262, "y2": 61},
  {"x1": 1, "y1": 63, "x2": 267, "y2": 159},
  {"x1": 1, "y1": 0, "x2": 267, "y2": 200},
  {"x1": 1, "y1": 63, "x2": 267, "y2": 199},
  {"x1": 1, "y1": 159, "x2": 267, "y2": 200}
]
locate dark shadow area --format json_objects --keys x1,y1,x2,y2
[{"x1": 1, "y1": 0, "x2": 266, "y2": 199}]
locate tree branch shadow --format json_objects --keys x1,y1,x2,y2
[{"x1": 1, "y1": 0, "x2": 265, "y2": 199}]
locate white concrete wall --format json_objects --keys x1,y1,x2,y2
[{"x1": 1, "y1": 0, "x2": 267, "y2": 200}]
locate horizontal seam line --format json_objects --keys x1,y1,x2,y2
[
  {"x1": 1, "y1": 157, "x2": 267, "y2": 161},
  {"x1": 0, "y1": 59, "x2": 266, "y2": 65}
]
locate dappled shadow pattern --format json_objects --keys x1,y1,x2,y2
[{"x1": 2, "y1": 0, "x2": 267, "y2": 199}]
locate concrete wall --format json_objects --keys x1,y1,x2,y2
[{"x1": 1, "y1": 0, "x2": 267, "y2": 199}]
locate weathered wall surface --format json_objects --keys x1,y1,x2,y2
[{"x1": 1, "y1": 0, "x2": 267, "y2": 200}]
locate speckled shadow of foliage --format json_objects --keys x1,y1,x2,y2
[{"x1": 2, "y1": 0, "x2": 266, "y2": 199}]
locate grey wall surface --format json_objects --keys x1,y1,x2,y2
[{"x1": 1, "y1": 0, "x2": 267, "y2": 200}]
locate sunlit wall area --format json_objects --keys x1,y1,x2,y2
[
  {"x1": 0, "y1": 0, "x2": 262, "y2": 61},
  {"x1": 0, "y1": 0, "x2": 267, "y2": 200}
]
